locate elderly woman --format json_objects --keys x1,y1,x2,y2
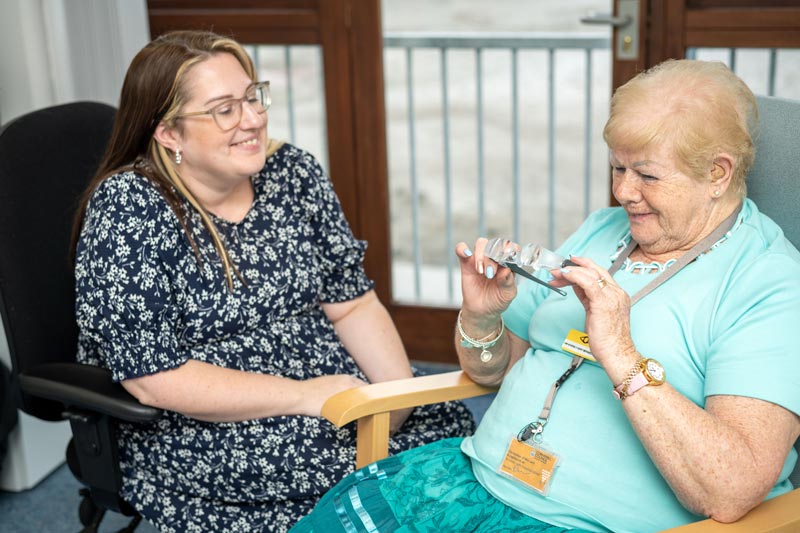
[
  {"x1": 72, "y1": 30, "x2": 474, "y2": 532},
  {"x1": 292, "y1": 59, "x2": 800, "y2": 532}
]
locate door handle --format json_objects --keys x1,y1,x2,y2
[
  {"x1": 579, "y1": 13, "x2": 632, "y2": 27},
  {"x1": 580, "y1": 0, "x2": 639, "y2": 60}
]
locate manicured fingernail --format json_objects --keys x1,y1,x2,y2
[
  {"x1": 464, "y1": 248, "x2": 473, "y2": 257},
  {"x1": 486, "y1": 265, "x2": 495, "y2": 279},
  {"x1": 560, "y1": 267, "x2": 571, "y2": 274}
]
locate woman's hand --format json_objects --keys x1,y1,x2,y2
[
  {"x1": 456, "y1": 238, "x2": 518, "y2": 320},
  {"x1": 454, "y1": 238, "x2": 526, "y2": 386},
  {"x1": 322, "y1": 289, "x2": 416, "y2": 434},
  {"x1": 549, "y1": 256, "x2": 637, "y2": 368},
  {"x1": 301, "y1": 375, "x2": 408, "y2": 434},
  {"x1": 297, "y1": 374, "x2": 367, "y2": 418},
  {"x1": 300, "y1": 374, "x2": 409, "y2": 432}
]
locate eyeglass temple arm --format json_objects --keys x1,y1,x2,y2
[{"x1": 504, "y1": 262, "x2": 574, "y2": 296}]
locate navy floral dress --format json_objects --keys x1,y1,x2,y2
[{"x1": 74, "y1": 144, "x2": 475, "y2": 533}]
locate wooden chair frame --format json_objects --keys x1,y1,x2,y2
[{"x1": 322, "y1": 370, "x2": 800, "y2": 533}]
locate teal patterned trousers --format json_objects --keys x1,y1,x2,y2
[{"x1": 291, "y1": 438, "x2": 592, "y2": 533}]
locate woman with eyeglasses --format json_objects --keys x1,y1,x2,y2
[{"x1": 71, "y1": 30, "x2": 474, "y2": 532}]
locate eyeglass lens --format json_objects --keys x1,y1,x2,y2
[
  {"x1": 213, "y1": 84, "x2": 270, "y2": 130},
  {"x1": 485, "y1": 238, "x2": 572, "y2": 271},
  {"x1": 484, "y1": 237, "x2": 574, "y2": 296}
]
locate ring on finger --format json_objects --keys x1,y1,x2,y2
[{"x1": 597, "y1": 277, "x2": 608, "y2": 289}]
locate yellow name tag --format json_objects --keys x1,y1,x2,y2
[
  {"x1": 499, "y1": 438, "x2": 560, "y2": 495},
  {"x1": 561, "y1": 329, "x2": 596, "y2": 362}
]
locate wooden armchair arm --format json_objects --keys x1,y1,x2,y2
[
  {"x1": 322, "y1": 369, "x2": 800, "y2": 532},
  {"x1": 321, "y1": 370, "x2": 496, "y2": 468}
]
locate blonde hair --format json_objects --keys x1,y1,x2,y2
[{"x1": 603, "y1": 59, "x2": 757, "y2": 199}]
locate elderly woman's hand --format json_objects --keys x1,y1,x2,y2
[
  {"x1": 455, "y1": 238, "x2": 518, "y2": 320},
  {"x1": 549, "y1": 256, "x2": 637, "y2": 366},
  {"x1": 454, "y1": 238, "x2": 525, "y2": 386}
]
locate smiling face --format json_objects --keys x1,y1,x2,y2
[
  {"x1": 610, "y1": 143, "x2": 722, "y2": 260},
  {"x1": 603, "y1": 61, "x2": 756, "y2": 262},
  {"x1": 165, "y1": 52, "x2": 268, "y2": 193}
]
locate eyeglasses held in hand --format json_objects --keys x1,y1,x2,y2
[
  {"x1": 174, "y1": 81, "x2": 271, "y2": 132},
  {"x1": 485, "y1": 237, "x2": 576, "y2": 295}
]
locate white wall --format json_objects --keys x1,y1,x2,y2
[
  {"x1": 0, "y1": 0, "x2": 150, "y2": 491},
  {"x1": 0, "y1": 0, "x2": 150, "y2": 125}
]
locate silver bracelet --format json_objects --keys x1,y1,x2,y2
[{"x1": 457, "y1": 310, "x2": 505, "y2": 363}]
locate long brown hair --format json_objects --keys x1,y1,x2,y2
[{"x1": 71, "y1": 30, "x2": 271, "y2": 289}]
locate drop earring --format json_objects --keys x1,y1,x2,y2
[{"x1": 175, "y1": 149, "x2": 182, "y2": 165}]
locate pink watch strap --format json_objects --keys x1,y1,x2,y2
[
  {"x1": 624, "y1": 372, "x2": 649, "y2": 397},
  {"x1": 612, "y1": 370, "x2": 647, "y2": 400}
]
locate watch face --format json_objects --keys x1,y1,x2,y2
[{"x1": 646, "y1": 360, "x2": 665, "y2": 382}]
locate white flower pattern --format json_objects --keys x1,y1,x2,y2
[{"x1": 75, "y1": 144, "x2": 475, "y2": 532}]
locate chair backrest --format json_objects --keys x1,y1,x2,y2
[
  {"x1": 747, "y1": 95, "x2": 800, "y2": 248},
  {"x1": 748, "y1": 95, "x2": 800, "y2": 487},
  {"x1": 0, "y1": 102, "x2": 115, "y2": 418}
]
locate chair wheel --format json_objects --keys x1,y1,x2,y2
[
  {"x1": 77, "y1": 488, "x2": 106, "y2": 531},
  {"x1": 79, "y1": 490, "x2": 97, "y2": 526}
]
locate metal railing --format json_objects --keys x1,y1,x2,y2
[
  {"x1": 383, "y1": 32, "x2": 611, "y2": 304},
  {"x1": 244, "y1": 44, "x2": 329, "y2": 170},
  {"x1": 687, "y1": 47, "x2": 788, "y2": 97}
]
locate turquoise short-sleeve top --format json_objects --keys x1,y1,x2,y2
[{"x1": 461, "y1": 199, "x2": 800, "y2": 533}]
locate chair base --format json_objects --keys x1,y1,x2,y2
[
  {"x1": 78, "y1": 488, "x2": 105, "y2": 532},
  {"x1": 78, "y1": 488, "x2": 142, "y2": 533}
]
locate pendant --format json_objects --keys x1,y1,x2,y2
[{"x1": 480, "y1": 349, "x2": 493, "y2": 363}]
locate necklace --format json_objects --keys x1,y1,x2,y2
[
  {"x1": 609, "y1": 235, "x2": 677, "y2": 273},
  {"x1": 609, "y1": 215, "x2": 743, "y2": 275}
]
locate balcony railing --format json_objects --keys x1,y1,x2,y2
[{"x1": 383, "y1": 32, "x2": 611, "y2": 305}]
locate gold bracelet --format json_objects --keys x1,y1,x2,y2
[
  {"x1": 614, "y1": 358, "x2": 644, "y2": 400},
  {"x1": 457, "y1": 310, "x2": 505, "y2": 363}
]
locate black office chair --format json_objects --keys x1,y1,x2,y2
[{"x1": 0, "y1": 102, "x2": 161, "y2": 533}]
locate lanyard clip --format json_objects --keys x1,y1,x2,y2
[{"x1": 517, "y1": 420, "x2": 546, "y2": 443}]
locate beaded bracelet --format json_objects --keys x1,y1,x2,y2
[{"x1": 457, "y1": 310, "x2": 505, "y2": 363}]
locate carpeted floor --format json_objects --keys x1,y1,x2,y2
[
  {"x1": 0, "y1": 462, "x2": 158, "y2": 533},
  {"x1": 0, "y1": 363, "x2": 494, "y2": 533}
]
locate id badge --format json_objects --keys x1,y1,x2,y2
[
  {"x1": 498, "y1": 436, "x2": 560, "y2": 495},
  {"x1": 561, "y1": 329, "x2": 596, "y2": 362}
]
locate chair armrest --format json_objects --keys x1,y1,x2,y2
[
  {"x1": 660, "y1": 488, "x2": 800, "y2": 532},
  {"x1": 19, "y1": 362, "x2": 161, "y2": 423},
  {"x1": 322, "y1": 370, "x2": 496, "y2": 468},
  {"x1": 323, "y1": 371, "x2": 800, "y2": 532},
  {"x1": 322, "y1": 370, "x2": 496, "y2": 426}
]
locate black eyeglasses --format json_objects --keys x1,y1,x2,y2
[{"x1": 174, "y1": 81, "x2": 271, "y2": 131}]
